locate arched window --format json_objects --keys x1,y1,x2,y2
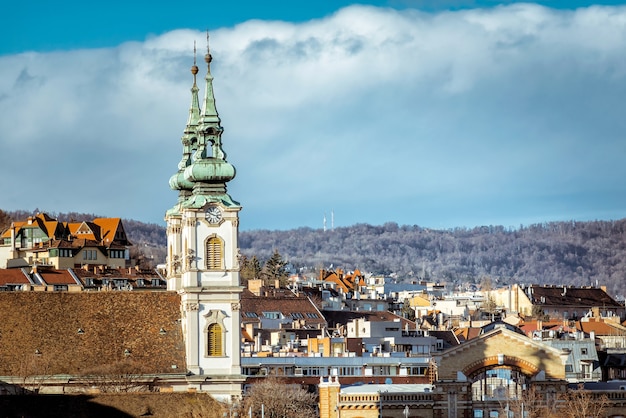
[
  {"x1": 471, "y1": 367, "x2": 527, "y2": 402},
  {"x1": 205, "y1": 236, "x2": 223, "y2": 270},
  {"x1": 207, "y1": 323, "x2": 223, "y2": 356}
]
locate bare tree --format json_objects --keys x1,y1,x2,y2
[
  {"x1": 12, "y1": 351, "x2": 53, "y2": 394},
  {"x1": 556, "y1": 385, "x2": 609, "y2": 418},
  {"x1": 496, "y1": 386, "x2": 560, "y2": 418},
  {"x1": 495, "y1": 384, "x2": 609, "y2": 418},
  {"x1": 0, "y1": 209, "x2": 11, "y2": 234},
  {"x1": 80, "y1": 361, "x2": 153, "y2": 393},
  {"x1": 240, "y1": 377, "x2": 317, "y2": 418}
]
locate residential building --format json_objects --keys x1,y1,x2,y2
[
  {"x1": 0, "y1": 266, "x2": 166, "y2": 292},
  {"x1": 0, "y1": 213, "x2": 132, "y2": 270},
  {"x1": 491, "y1": 283, "x2": 625, "y2": 320},
  {"x1": 240, "y1": 286, "x2": 326, "y2": 355}
]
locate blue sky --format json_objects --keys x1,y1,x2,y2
[
  {"x1": 1, "y1": 1, "x2": 626, "y2": 231},
  {"x1": 2, "y1": 1, "x2": 624, "y2": 55}
]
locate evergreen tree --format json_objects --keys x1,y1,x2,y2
[
  {"x1": 401, "y1": 298, "x2": 416, "y2": 321},
  {"x1": 261, "y1": 250, "x2": 288, "y2": 288},
  {"x1": 239, "y1": 254, "x2": 262, "y2": 287}
]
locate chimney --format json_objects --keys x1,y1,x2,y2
[
  {"x1": 10, "y1": 223, "x2": 16, "y2": 251},
  {"x1": 592, "y1": 307, "x2": 600, "y2": 318},
  {"x1": 248, "y1": 279, "x2": 262, "y2": 296}
]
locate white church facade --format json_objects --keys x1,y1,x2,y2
[{"x1": 165, "y1": 38, "x2": 245, "y2": 399}]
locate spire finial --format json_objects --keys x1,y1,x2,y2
[
  {"x1": 205, "y1": 30, "x2": 212, "y2": 65},
  {"x1": 191, "y1": 41, "x2": 199, "y2": 78}
]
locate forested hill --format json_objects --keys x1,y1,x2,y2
[
  {"x1": 2, "y1": 210, "x2": 625, "y2": 299},
  {"x1": 239, "y1": 220, "x2": 626, "y2": 299}
]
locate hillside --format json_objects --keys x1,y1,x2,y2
[
  {"x1": 2, "y1": 210, "x2": 625, "y2": 299},
  {"x1": 240, "y1": 220, "x2": 626, "y2": 299}
]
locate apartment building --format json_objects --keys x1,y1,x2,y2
[{"x1": 0, "y1": 213, "x2": 132, "y2": 270}]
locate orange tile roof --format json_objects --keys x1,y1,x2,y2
[
  {"x1": 577, "y1": 319, "x2": 626, "y2": 336},
  {"x1": 0, "y1": 213, "x2": 66, "y2": 240},
  {"x1": 93, "y1": 218, "x2": 122, "y2": 243},
  {"x1": 67, "y1": 221, "x2": 98, "y2": 241},
  {"x1": 320, "y1": 269, "x2": 365, "y2": 294},
  {"x1": 1, "y1": 214, "x2": 130, "y2": 248},
  {"x1": 454, "y1": 327, "x2": 482, "y2": 342}
]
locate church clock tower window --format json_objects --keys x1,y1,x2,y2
[
  {"x1": 205, "y1": 235, "x2": 224, "y2": 269},
  {"x1": 207, "y1": 323, "x2": 223, "y2": 356}
]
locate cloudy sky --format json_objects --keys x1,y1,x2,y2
[{"x1": 1, "y1": 1, "x2": 625, "y2": 231}]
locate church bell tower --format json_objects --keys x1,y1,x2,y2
[{"x1": 165, "y1": 36, "x2": 244, "y2": 398}]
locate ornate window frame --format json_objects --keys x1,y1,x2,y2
[
  {"x1": 204, "y1": 309, "x2": 227, "y2": 357},
  {"x1": 205, "y1": 234, "x2": 224, "y2": 270}
]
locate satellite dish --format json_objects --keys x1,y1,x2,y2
[{"x1": 385, "y1": 378, "x2": 392, "y2": 385}]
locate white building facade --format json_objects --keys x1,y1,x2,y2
[{"x1": 165, "y1": 40, "x2": 244, "y2": 399}]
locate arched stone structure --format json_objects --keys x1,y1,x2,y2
[
  {"x1": 434, "y1": 326, "x2": 568, "y2": 418},
  {"x1": 462, "y1": 355, "x2": 540, "y2": 379}
]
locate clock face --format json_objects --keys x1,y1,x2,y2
[{"x1": 206, "y1": 206, "x2": 223, "y2": 224}]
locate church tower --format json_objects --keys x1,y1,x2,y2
[{"x1": 165, "y1": 37, "x2": 244, "y2": 398}]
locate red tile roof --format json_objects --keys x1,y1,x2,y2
[
  {"x1": 240, "y1": 289, "x2": 327, "y2": 329},
  {"x1": 0, "y1": 269, "x2": 31, "y2": 286},
  {"x1": 37, "y1": 270, "x2": 79, "y2": 285}
]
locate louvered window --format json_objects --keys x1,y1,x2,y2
[
  {"x1": 206, "y1": 237, "x2": 223, "y2": 270},
  {"x1": 207, "y1": 323, "x2": 223, "y2": 356}
]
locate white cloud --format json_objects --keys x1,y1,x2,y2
[{"x1": 1, "y1": 3, "x2": 626, "y2": 230}]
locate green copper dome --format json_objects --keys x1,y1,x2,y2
[
  {"x1": 169, "y1": 170, "x2": 195, "y2": 191},
  {"x1": 184, "y1": 158, "x2": 235, "y2": 183},
  {"x1": 167, "y1": 35, "x2": 240, "y2": 214}
]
